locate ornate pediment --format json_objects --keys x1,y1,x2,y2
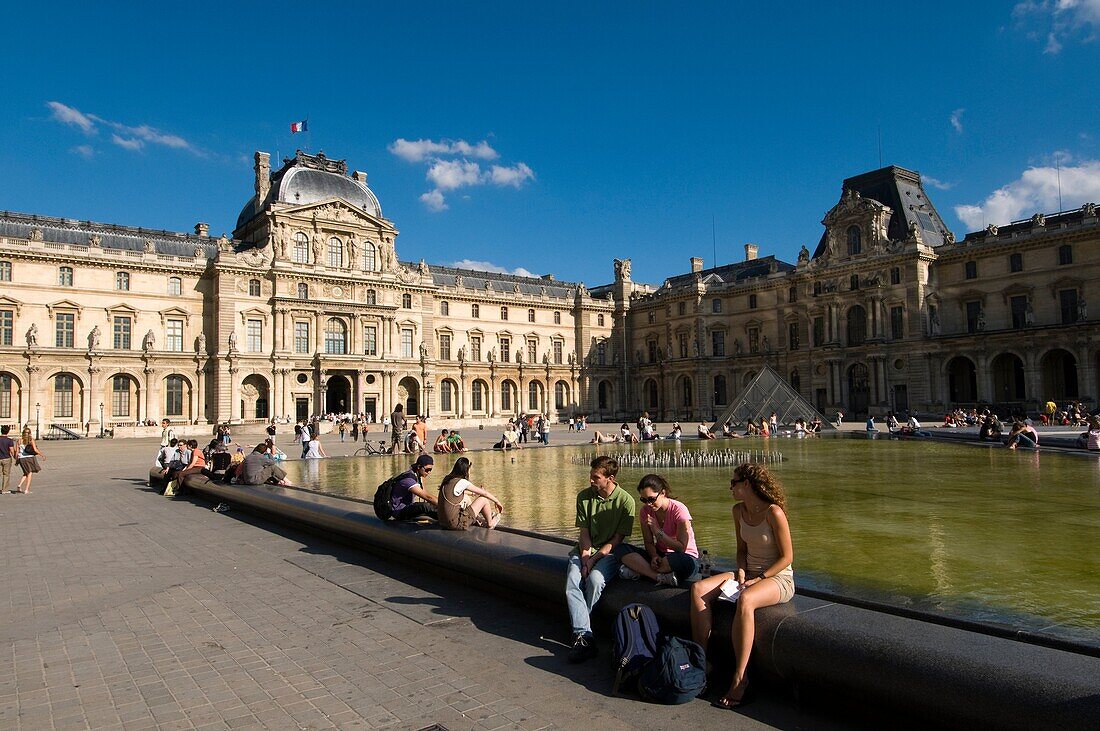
[
  {"x1": 820, "y1": 189, "x2": 893, "y2": 262},
  {"x1": 278, "y1": 198, "x2": 392, "y2": 231}
]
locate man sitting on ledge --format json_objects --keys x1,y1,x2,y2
[
  {"x1": 566, "y1": 455, "x2": 635, "y2": 663},
  {"x1": 239, "y1": 443, "x2": 294, "y2": 486},
  {"x1": 389, "y1": 455, "x2": 439, "y2": 521}
]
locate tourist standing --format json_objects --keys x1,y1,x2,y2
[
  {"x1": 338, "y1": 420, "x2": 347, "y2": 442},
  {"x1": 0, "y1": 425, "x2": 15, "y2": 494},
  {"x1": 159, "y1": 419, "x2": 175, "y2": 448},
  {"x1": 568, "y1": 417, "x2": 575, "y2": 432},
  {"x1": 541, "y1": 415, "x2": 550, "y2": 445},
  {"x1": 16, "y1": 427, "x2": 45, "y2": 494},
  {"x1": 383, "y1": 414, "x2": 391, "y2": 433},
  {"x1": 690, "y1": 463, "x2": 794, "y2": 708},
  {"x1": 390, "y1": 404, "x2": 407, "y2": 454}
]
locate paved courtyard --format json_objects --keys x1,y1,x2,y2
[{"x1": 0, "y1": 432, "x2": 842, "y2": 730}]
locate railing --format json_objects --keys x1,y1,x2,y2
[{"x1": 44, "y1": 424, "x2": 82, "y2": 440}]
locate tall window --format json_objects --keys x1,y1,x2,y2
[
  {"x1": 846, "y1": 225, "x2": 862, "y2": 255},
  {"x1": 596, "y1": 340, "x2": 606, "y2": 365},
  {"x1": 0, "y1": 309, "x2": 12, "y2": 346},
  {"x1": 712, "y1": 298, "x2": 722, "y2": 314},
  {"x1": 500, "y1": 306, "x2": 509, "y2": 320},
  {"x1": 850, "y1": 274, "x2": 860, "y2": 290},
  {"x1": 365, "y1": 289, "x2": 376, "y2": 305},
  {"x1": 439, "y1": 333, "x2": 451, "y2": 360},
  {"x1": 54, "y1": 374, "x2": 74, "y2": 418},
  {"x1": 711, "y1": 330, "x2": 725, "y2": 357},
  {"x1": 847, "y1": 305, "x2": 867, "y2": 346},
  {"x1": 440, "y1": 301, "x2": 450, "y2": 316},
  {"x1": 363, "y1": 242, "x2": 376, "y2": 271},
  {"x1": 364, "y1": 325, "x2": 377, "y2": 356},
  {"x1": 554, "y1": 311, "x2": 561, "y2": 324},
  {"x1": 501, "y1": 381, "x2": 513, "y2": 411},
  {"x1": 788, "y1": 321, "x2": 800, "y2": 351},
  {"x1": 528, "y1": 381, "x2": 540, "y2": 410},
  {"x1": 1010, "y1": 296, "x2": 1028, "y2": 329},
  {"x1": 111, "y1": 376, "x2": 130, "y2": 418},
  {"x1": 678, "y1": 302, "x2": 686, "y2": 316},
  {"x1": 0, "y1": 261, "x2": 11, "y2": 281},
  {"x1": 597, "y1": 314, "x2": 605, "y2": 327},
  {"x1": 1060, "y1": 289, "x2": 1079, "y2": 324},
  {"x1": 528, "y1": 308, "x2": 536, "y2": 323},
  {"x1": 248, "y1": 279, "x2": 261, "y2": 297},
  {"x1": 500, "y1": 337, "x2": 511, "y2": 363},
  {"x1": 293, "y1": 232, "x2": 309, "y2": 263},
  {"x1": 964, "y1": 261, "x2": 977, "y2": 279},
  {"x1": 472, "y1": 304, "x2": 480, "y2": 318},
  {"x1": 555, "y1": 381, "x2": 567, "y2": 410},
  {"x1": 966, "y1": 301, "x2": 982, "y2": 333},
  {"x1": 890, "y1": 306, "x2": 904, "y2": 340},
  {"x1": 1009, "y1": 253, "x2": 1023, "y2": 272},
  {"x1": 113, "y1": 316, "x2": 132, "y2": 350},
  {"x1": 400, "y1": 328, "x2": 413, "y2": 358},
  {"x1": 247, "y1": 319, "x2": 263, "y2": 352},
  {"x1": 440, "y1": 380, "x2": 454, "y2": 412},
  {"x1": 648, "y1": 340, "x2": 657, "y2": 363},
  {"x1": 116, "y1": 272, "x2": 130, "y2": 291},
  {"x1": 168, "y1": 277, "x2": 182, "y2": 296},
  {"x1": 1058, "y1": 245, "x2": 1073, "y2": 266},
  {"x1": 681, "y1": 378, "x2": 692, "y2": 407},
  {"x1": 813, "y1": 316, "x2": 825, "y2": 346},
  {"x1": 553, "y1": 340, "x2": 563, "y2": 364},
  {"x1": 58, "y1": 266, "x2": 73, "y2": 286},
  {"x1": 527, "y1": 339, "x2": 537, "y2": 363},
  {"x1": 471, "y1": 380, "x2": 484, "y2": 411},
  {"x1": 714, "y1": 375, "x2": 728, "y2": 406},
  {"x1": 55, "y1": 312, "x2": 75, "y2": 348},
  {"x1": 678, "y1": 333, "x2": 688, "y2": 358},
  {"x1": 890, "y1": 267, "x2": 901, "y2": 285},
  {"x1": 748, "y1": 327, "x2": 759, "y2": 354},
  {"x1": 0, "y1": 374, "x2": 11, "y2": 418},
  {"x1": 165, "y1": 375, "x2": 184, "y2": 416},
  {"x1": 324, "y1": 319, "x2": 346, "y2": 354},
  {"x1": 297, "y1": 282, "x2": 308, "y2": 299},
  {"x1": 295, "y1": 322, "x2": 311, "y2": 353},
  {"x1": 166, "y1": 319, "x2": 183, "y2": 351},
  {"x1": 748, "y1": 294, "x2": 757, "y2": 309},
  {"x1": 788, "y1": 286, "x2": 797, "y2": 303},
  {"x1": 402, "y1": 293, "x2": 412, "y2": 309},
  {"x1": 470, "y1": 336, "x2": 482, "y2": 361},
  {"x1": 648, "y1": 311, "x2": 656, "y2": 324},
  {"x1": 328, "y1": 237, "x2": 343, "y2": 268}
]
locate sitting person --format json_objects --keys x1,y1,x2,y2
[
  {"x1": 588, "y1": 430, "x2": 620, "y2": 445},
  {"x1": 501, "y1": 425, "x2": 522, "y2": 450},
  {"x1": 808, "y1": 416, "x2": 822, "y2": 434},
  {"x1": 745, "y1": 421, "x2": 760, "y2": 437},
  {"x1": 1006, "y1": 420, "x2": 1039, "y2": 450},
  {"x1": 697, "y1": 421, "x2": 716, "y2": 440},
  {"x1": 618, "y1": 474, "x2": 699, "y2": 588},
  {"x1": 1074, "y1": 416, "x2": 1100, "y2": 450},
  {"x1": 437, "y1": 457, "x2": 504, "y2": 530},
  {"x1": 886, "y1": 412, "x2": 901, "y2": 432},
  {"x1": 433, "y1": 430, "x2": 452, "y2": 453},
  {"x1": 303, "y1": 434, "x2": 329, "y2": 459},
  {"x1": 176, "y1": 439, "x2": 207, "y2": 482},
  {"x1": 794, "y1": 418, "x2": 806, "y2": 435},
  {"x1": 667, "y1": 422, "x2": 683, "y2": 440},
  {"x1": 154, "y1": 438, "x2": 179, "y2": 478},
  {"x1": 640, "y1": 422, "x2": 659, "y2": 441},
  {"x1": 239, "y1": 443, "x2": 293, "y2": 485},
  {"x1": 388, "y1": 455, "x2": 439, "y2": 521},
  {"x1": 759, "y1": 418, "x2": 770, "y2": 438},
  {"x1": 447, "y1": 430, "x2": 468, "y2": 452},
  {"x1": 866, "y1": 416, "x2": 879, "y2": 433},
  {"x1": 620, "y1": 424, "x2": 640, "y2": 443},
  {"x1": 721, "y1": 419, "x2": 735, "y2": 437}
]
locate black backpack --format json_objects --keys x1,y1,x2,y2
[
  {"x1": 373, "y1": 473, "x2": 405, "y2": 521},
  {"x1": 611, "y1": 604, "x2": 660, "y2": 695},
  {"x1": 638, "y1": 635, "x2": 707, "y2": 704}
]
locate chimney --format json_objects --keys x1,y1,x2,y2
[
  {"x1": 744, "y1": 243, "x2": 758, "y2": 261},
  {"x1": 254, "y1": 151, "x2": 271, "y2": 201},
  {"x1": 690, "y1": 257, "x2": 704, "y2": 273},
  {"x1": 194, "y1": 222, "x2": 209, "y2": 237},
  {"x1": 353, "y1": 170, "x2": 368, "y2": 186}
]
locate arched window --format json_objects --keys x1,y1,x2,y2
[
  {"x1": 501, "y1": 381, "x2": 514, "y2": 411},
  {"x1": 440, "y1": 301, "x2": 450, "y2": 316},
  {"x1": 713, "y1": 375, "x2": 728, "y2": 405},
  {"x1": 528, "y1": 381, "x2": 541, "y2": 410},
  {"x1": 365, "y1": 289, "x2": 376, "y2": 305},
  {"x1": 293, "y1": 232, "x2": 309, "y2": 264},
  {"x1": 0, "y1": 374, "x2": 13, "y2": 419},
  {"x1": 847, "y1": 305, "x2": 867, "y2": 346},
  {"x1": 248, "y1": 278, "x2": 261, "y2": 297},
  {"x1": 555, "y1": 381, "x2": 568, "y2": 410},
  {"x1": 846, "y1": 225, "x2": 862, "y2": 255},
  {"x1": 297, "y1": 282, "x2": 308, "y2": 299},
  {"x1": 402, "y1": 293, "x2": 412, "y2": 309},
  {"x1": 363, "y1": 242, "x2": 376, "y2": 271},
  {"x1": 111, "y1": 375, "x2": 131, "y2": 418},
  {"x1": 471, "y1": 380, "x2": 485, "y2": 411},
  {"x1": 440, "y1": 380, "x2": 455, "y2": 413},
  {"x1": 59, "y1": 266, "x2": 73, "y2": 286},
  {"x1": 324, "y1": 318, "x2": 347, "y2": 354},
  {"x1": 116, "y1": 272, "x2": 130, "y2": 291},
  {"x1": 54, "y1": 374, "x2": 74, "y2": 418},
  {"x1": 165, "y1": 375, "x2": 185, "y2": 416},
  {"x1": 500, "y1": 306, "x2": 508, "y2": 320},
  {"x1": 168, "y1": 277, "x2": 182, "y2": 296},
  {"x1": 327, "y1": 237, "x2": 343, "y2": 268},
  {"x1": 682, "y1": 378, "x2": 693, "y2": 407}
]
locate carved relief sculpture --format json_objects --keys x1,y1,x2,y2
[
  {"x1": 197, "y1": 332, "x2": 206, "y2": 354},
  {"x1": 228, "y1": 331, "x2": 238, "y2": 352}
]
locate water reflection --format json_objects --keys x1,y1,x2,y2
[{"x1": 284, "y1": 437, "x2": 1100, "y2": 647}]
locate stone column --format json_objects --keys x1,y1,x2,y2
[
  {"x1": 86, "y1": 363, "x2": 99, "y2": 435},
  {"x1": 489, "y1": 371, "x2": 498, "y2": 418},
  {"x1": 229, "y1": 360, "x2": 241, "y2": 423},
  {"x1": 459, "y1": 369, "x2": 468, "y2": 418},
  {"x1": 356, "y1": 369, "x2": 367, "y2": 415},
  {"x1": 143, "y1": 365, "x2": 155, "y2": 421},
  {"x1": 271, "y1": 367, "x2": 282, "y2": 423},
  {"x1": 195, "y1": 361, "x2": 207, "y2": 424},
  {"x1": 1023, "y1": 350, "x2": 1041, "y2": 404},
  {"x1": 976, "y1": 354, "x2": 993, "y2": 403},
  {"x1": 314, "y1": 312, "x2": 324, "y2": 353}
]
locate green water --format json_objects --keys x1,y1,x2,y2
[{"x1": 284, "y1": 437, "x2": 1100, "y2": 648}]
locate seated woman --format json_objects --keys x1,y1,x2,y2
[
  {"x1": 745, "y1": 421, "x2": 759, "y2": 437},
  {"x1": 1006, "y1": 421, "x2": 1039, "y2": 450},
  {"x1": 794, "y1": 418, "x2": 806, "y2": 436},
  {"x1": 437, "y1": 457, "x2": 504, "y2": 530},
  {"x1": 721, "y1": 419, "x2": 735, "y2": 437},
  {"x1": 758, "y1": 418, "x2": 770, "y2": 438},
  {"x1": 666, "y1": 422, "x2": 683, "y2": 440},
  {"x1": 618, "y1": 474, "x2": 699, "y2": 588},
  {"x1": 588, "y1": 430, "x2": 620, "y2": 445},
  {"x1": 808, "y1": 416, "x2": 822, "y2": 434},
  {"x1": 501, "y1": 425, "x2": 522, "y2": 450},
  {"x1": 304, "y1": 434, "x2": 329, "y2": 458},
  {"x1": 434, "y1": 430, "x2": 452, "y2": 453},
  {"x1": 697, "y1": 421, "x2": 716, "y2": 440},
  {"x1": 620, "y1": 424, "x2": 640, "y2": 443}
]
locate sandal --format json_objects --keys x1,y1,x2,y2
[{"x1": 715, "y1": 675, "x2": 750, "y2": 709}]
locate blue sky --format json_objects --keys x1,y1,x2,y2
[{"x1": 6, "y1": 1, "x2": 1100, "y2": 285}]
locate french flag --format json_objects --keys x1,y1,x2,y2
[{"x1": 290, "y1": 120, "x2": 308, "y2": 134}]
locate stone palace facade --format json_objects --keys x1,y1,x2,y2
[{"x1": 0, "y1": 153, "x2": 1096, "y2": 435}]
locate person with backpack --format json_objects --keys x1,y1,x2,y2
[
  {"x1": 689, "y1": 462, "x2": 794, "y2": 709},
  {"x1": 385, "y1": 455, "x2": 438, "y2": 522},
  {"x1": 565, "y1": 455, "x2": 635, "y2": 663},
  {"x1": 618, "y1": 474, "x2": 699, "y2": 588}
]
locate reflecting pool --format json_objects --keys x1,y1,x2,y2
[{"x1": 284, "y1": 437, "x2": 1100, "y2": 648}]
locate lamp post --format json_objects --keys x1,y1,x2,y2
[
  {"x1": 99, "y1": 402, "x2": 104, "y2": 438},
  {"x1": 424, "y1": 384, "x2": 433, "y2": 419},
  {"x1": 35, "y1": 402, "x2": 41, "y2": 440}
]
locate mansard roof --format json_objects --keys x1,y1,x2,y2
[
  {"x1": 0, "y1": 210, "x2": 222, "y2": 258},
  {"x1": 430, "y1": 264, "x2": 578, "y2": 299},
  {"x1": 958, "y1": 204, "x2": 1099, "y2": 246},
  {"x1": 663, "y1": 255, "x2": 795, "y2": 289}
]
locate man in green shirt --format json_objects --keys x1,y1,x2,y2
[{"x1": 565, "y1": 455, "x2": 635, "y2": 662}]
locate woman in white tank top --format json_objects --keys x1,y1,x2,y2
[{"x1": 689, "y1": 462, "x2": 794, "y2": 709}]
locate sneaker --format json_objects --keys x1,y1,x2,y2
[
  {"x1": 568, "y1": 634, "x2": 598, "y2": 664},
  {"x1": 619, "y1": 565, "x2": 640, "y2": 580},
  {"x1": 213, "y1": 503, "x2": 230, "y2": 513},
  {"x1": 656, "y1": 572, "x2": 679, "y2": 588}
]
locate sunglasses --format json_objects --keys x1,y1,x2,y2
[{"x1": 639, "y1": 495, "x2": 659, "y2": 504}]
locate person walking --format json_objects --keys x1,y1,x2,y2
[
  {"x1": 0, "y1": 425, "x2": 16, "y2": 494},
  {"x1": 16, "y1": 427, "x2": 45, "y2": 494},
  {"x1": 541, "y1": 415, "x2": 550, "y2": 446}
]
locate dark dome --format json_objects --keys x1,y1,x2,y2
[{"x1": 236, "y1": 158, "x2": 382, "y2": 231}]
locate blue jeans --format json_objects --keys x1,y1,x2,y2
[
  {"x1": 1011, "y1": 433, "x2": 1037, "y2": 448},
  {"x1": 565, "y1": 551, "x2": 621, "y2": 637}
]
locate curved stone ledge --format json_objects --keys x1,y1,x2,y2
[{"x1": 180, "y1": 475, "x2": 1100, "y2": 729}]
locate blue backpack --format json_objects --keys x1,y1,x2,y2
[
  {"x1": 638, "y1": 635, "x2": 707, "y2": 704},
  {"x1": 611, "y1": 603, "x2": 660, "y2": 695}
]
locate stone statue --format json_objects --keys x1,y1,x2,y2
[
  {"x1": 1082, "y1": 202, "x2": 1097, "y2": 218},
  {"x1": 985, "y1": 224, "x2": 999, "y2": 237},
  {"x1": 228, "y1": 331, "x2": 238, "y2": 352},
  {"x1": 1031, "y1": 213, "x2": 1046, "y2": 227},
  {"x1": 454, "y1": 275, "x2": 463, "y2": 288},
  {"x1": 543, "y1": 352, "x2": 550, "y2": 365},
  {"x1": 25, "y1": 323, "x2": 38, "y2": 347},
  {"x1": 763, "y1": 335, "x2": 770, "y2": 352},
  {"x1": 976, "y1": 309, "x2": 986, "y2": 332},
  {"x1": 88, "y1": 233, "x2": 101, "y2": 247},
  {"x1": 273, "y1": 224, "x2": 288, "y2": 258},
  {"x1": 347, "y1": 234, "x2": 359, "y2": 269},
  {"x1": 142, "y1": 329, "x2": 155, "y2": 351},
  {"x1": 612, "y1": 351, "x2": 619, "y2": 366},
  {"x1": 487, "y1": 347, "x2": 496, "y2": 363},
  {"x1": 419, "y1": 340, "x2": 429, "y2": 359},
  {"x1": 735, "y1": 339, "x2": 742, "y2": 355},
  {"x1": 196, "y1": 332, "x2": 206, "y2": 354},
  {"x1": 929, "y1": 308, "x2": 941, "y2": 336},
  {"x1": 88, "y1": 325, "x2": 101, "y2": 352},
  {"x1": 614, "y1": 258, "x2": 632, "y2": 281},
  {"x1": 666, "y1": 344, "x2": 673, "y2": 360},
  {"x1": 1079, "y1": 297, "x2": 1088, "y2": 321},
  {"x1": 908, "y1": 220, "x2": 921, "y2": 242},
  {"x1": 311, "y1": 234, "x2": 323, "y2": 262},
  {"x1": 797, "y1": 245, "x2": 810, "y2": 263},
  {"x1": 387, "y1": 243, "x2": 397, "y2": 270},
  {"x1": 692, "y1": 339, "x2": 700, "y2": 357},
  {"x1": 458, "y1": 344, "x2": 467, "y2": 362},
  {"x1": 517, "y1": 349, "x2": 524, "y2": 364},
  {"x1": 193, "y1": 244, "x2": 205, "y2": 258},
  {"x1": 217, "y1": 234, "x2": 232, "y2": 253},
  {"x1": 568, "y1": 351, "x2": 576, "y2": 365},
  {"x1": 29, "y1": 228, "x2": 44, "y2": 241},
  {"x1": 1025, "y1": 302, "x2": 1035, "y2": 326},
  {"x1": 143, "y1": 238, "x2": 156, "y2": 253},
  {"x1": 419, "y1": 259, "x2": 429, "y2": 276},
  {"x1": 636, "y1": 349, "x2": 643, "y2": 364},
  {"x1": 943, "y1": 230, "x2": 956, "y2": 245}
]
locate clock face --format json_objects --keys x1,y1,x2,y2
[{"x1": 331, "y1": 285, "x2": 343, "y2": 298}]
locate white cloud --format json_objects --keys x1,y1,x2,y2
[
  {"x1": 71, "y1": 144, "x2": 95, "y2": 159},
  {"x1": 47, "y1": 101, "x2": 96, "y2": 134},
  {"x1": 954, "y1": 158, "x2": 1100, "y2": 229},
  {"x1": 45, "y1": 101, "x2": 199, "y2": 154},
  {"x1": 388, "y1": 137, "x2": 498, "y2": 163},
  {"x1": 949, "y1": 108, "x2": 965, "y2": 133},
  {"x1": 489, "y1": 162, "x2": 535, "y2": 188},
  {"x1": 419, "y1": 189, "x2": 448, "y2": 212},
  {"x1": 1013, "y1": 0, "x2": 1100, "y2": 53},
  {"x1": 426, "y1": 159, "x2": 483, "y2": 191},
  {"x1": 923, "y1": 175, "x2": 955, "y2": 190},
  {"x1": 451, "y1": 259, "x2": 538, "y2": 278}
]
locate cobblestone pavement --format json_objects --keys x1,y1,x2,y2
[{"x1": 0, "y1": 436, "x2": 840, "y2": 730}]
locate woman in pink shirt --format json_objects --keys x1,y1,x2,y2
[{"x1": 618, "y1": 474, "x2": 699, "y2": 587}]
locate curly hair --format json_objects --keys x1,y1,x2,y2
[{"x1": 732, "y1": 462, "x2": 787, "y2": 512}]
